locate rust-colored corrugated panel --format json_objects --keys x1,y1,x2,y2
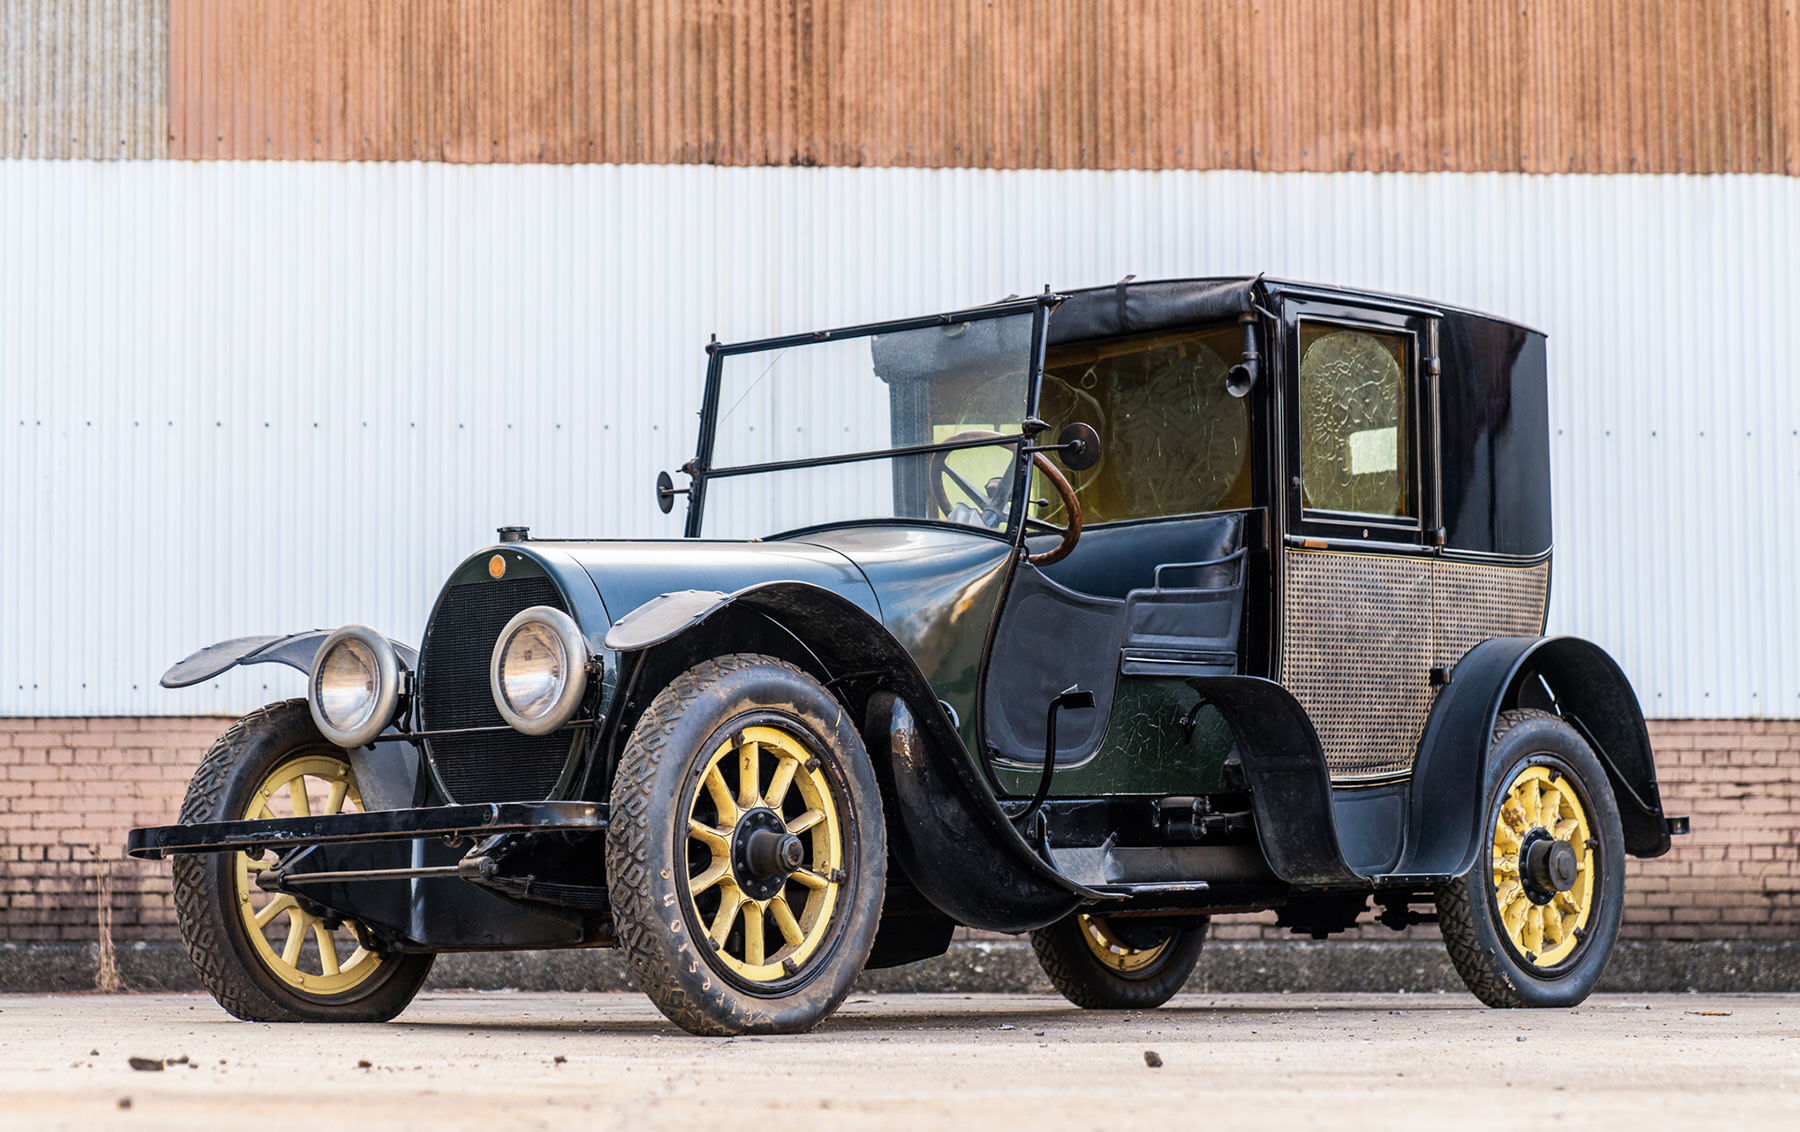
[
  {"x1": 0, "y1": 0, "x2": 167, "y2": 159},
  {"x1": 166, "y1": 0, "x2": 1800, "y2": 173}
]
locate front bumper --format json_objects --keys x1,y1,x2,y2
[{"x1": 126, "y1": 801, "x2": 609, "y2": 860}]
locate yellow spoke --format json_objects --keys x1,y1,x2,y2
[
  {"x1": 1554, "y1": 890, "x2": 1583, "y2": 914},
  {"x1": 1492, "y1": 852, "x2": 1519, "y2": 876},
  {"x1": 1522, "y1": 906, "x2": 1544, "y2": 954},
  {"x1": 690, "y1": 859, "x2": 730, "y2": 893},
  {"x1": 770, "y1": 894, "x2": 805, "y2": 946},
  {"x1": 1494, "y1": 823, "x2": 1522, "y2": 852},
  {"x1": 743, "y1": 904, "x2": 766, "y2": 966},
  {"x1": 737, "y1": 740, "x2": 763, "y2": 809},
  {"x1": 1538, "y1": 788, "x2": 1564, "y2": 830},
  {"x1": 287, "y1": 777, "x2": 312, "y2": 819},
  {"x1": 1540, "y1": 901, "x2": 1565, "y2": 944},
  {"x1": 688, "y1": 819, "x2": 732, "y2": 854},
  {"x1": 789, "y1": 868, "x2": 830, "y2": 890},
  {"x1": 281, "y1": 908, "x2": 308, "y2": 966},
  {"x1": 314, "y1": 923, "x2": 341, "y2": 976},
  {"x1": 1553, "y1": 818, "x2": 1580, "y2": 840},
  {"x1": 702, "y1": 766, "x2": 740, "y2": 826},
  {"x1": 256, "y1": 802, "x2": 276, "y2": 821},
  {"x1": 786, "y1": 808, "x2": 825, "y2": 835},
  {"x1": 764, "y1": 758, "x2": 799, "y2": 811},
  {"x1": 1501, "y1": 798, "x2": 1529, "y2": 833},
  {"x1": 254, "y1": 893, "x2": 296, "y2": 928},
  {"x1": 342, "y1": 946, "x2": 373, "y2": 973},
  {"x1": 243, "y1": 855, "x2": 272, "y2": 873},
  {"x1": 709, "y1": 890, "x2": 745, "y2": 947},
  {"x1": 324, "y1": 779, "x2": 349, "y2": 816}
]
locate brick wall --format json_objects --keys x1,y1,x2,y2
[
  {"x1": 3, "y1": 717, "x2": 1796, "y2": 946},
  {"x1": 1, "y1": 718, "x2": 230, "y2": 944}
]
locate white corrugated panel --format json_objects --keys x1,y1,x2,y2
[{"x1": 1, "y1": 161, "x2": 1795, "y2": 718}]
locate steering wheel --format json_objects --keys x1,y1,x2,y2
[{"x1": 926, "y1": 430, "x2": 1084, "y2": 567}]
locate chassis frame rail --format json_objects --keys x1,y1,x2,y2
[{"x1": 125, "y1": 801, "x2": 609, "y2": 860}]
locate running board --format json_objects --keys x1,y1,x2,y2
[{"x1": 125, "y1": 801, "x2": 609, "y2": 860}]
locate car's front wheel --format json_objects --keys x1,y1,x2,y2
[
  {"x1": 170, "y1": 700, "x2": 434, "y2": 1022},
  {"x1": 1437, "y1": 708, "x2": 1626, "y2": 1008},
  {"x1": 606, "y1": 654, "x2": 886, "y2": 1035},
  {"x1": 1031, "y1": 913, "x2": 1207, "y2": 1009}
]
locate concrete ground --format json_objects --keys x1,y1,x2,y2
[{"x1": 0, "y1": 991, "x2": 1795, "y2": 1130}]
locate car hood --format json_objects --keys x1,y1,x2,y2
[
  {"x1": 537, "y1": 538, "x2": 884, "y2": 626},
  {"x1": 528, "y1": 525, "x2": 1016, "y2": 623}
]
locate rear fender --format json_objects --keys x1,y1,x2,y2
[
  {"x1": 160, "y1": 631, "x2": 419, "y2": 689},
  {"x1": 1403, "y1": 635, "x2": 1672, "y2": 882},
  {"x1": 605, "y1": 581, "x2": 1093, "y2": 932}
]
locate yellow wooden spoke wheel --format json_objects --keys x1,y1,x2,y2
[
  {"x1": 171, "y1": 700, "x2": 434, "y2": 1023},
  {"x1": 234, "y1": 753, "x2": 385, "y2": 995},
  {"x1": 1437, "y1": 709, "x2": 1625, "y2": 1009},
  {"x1": 683, "y1": 725, "x2": 845, "y2": 983},
  {"x1": 1490, "y1": 764, "x2": 1595, "y2": 968},
  {"x1": 1077, "y1": 914, "x2": 1172, "y2": 974},
  {"x1": 607, "y1": 655, "x2": 885, "y2": 1035},
  {"x1": 1032, "y1": 910, "x2": 1207, "y2": 1009}
]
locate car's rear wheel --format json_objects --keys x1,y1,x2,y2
[
  {"x1": 1031, "y1": 913, "x2": 1207, "y2": 1009},
  {"x1": 1438, "y1": 708, "x2": 1625, "y2": 1008},
  {"x1": 606, "y1": 654, "x2": 886, "y2": 1035},
  {"x1": 170, "y1": 700, "x2": 434, "y2": 1021}
]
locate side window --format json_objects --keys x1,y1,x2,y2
[
  {"x1": 1034, "y1": 325, "x2": 1252, "y2": 526},
  {"x1": 1298, "y1": 325, "x2": 1413, "y2": 519}
]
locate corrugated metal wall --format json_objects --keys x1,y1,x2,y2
[
  {"x1": 1, "y1": 161, "x2": 1795, "y2": 719},
  {"x1": 162, "y1": 0, "x2": 1800, "y2": 174},
  {"x1": 0, "y1": 0, "x2": 166, "y2": 160}
]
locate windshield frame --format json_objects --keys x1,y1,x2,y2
[{"x1": 684, "y1": 295, "x2": 1057, "y2": 541}]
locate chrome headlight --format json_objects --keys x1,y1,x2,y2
[
  {"x1": 490, "y1": 606, "x2": 591, "y2": 736},
  {"x1": 308, "y1": 626, "x2": 401, "y2": 749}
]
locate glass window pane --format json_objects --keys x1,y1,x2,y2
[
  {"x1": 1298, "y1": 326, "x2": 1411, "y2": 518},
  {"x1": 701, "y1": 447, "x2": 1021, "y2": 540},
  {"x1": 1031, "y1": 325, "x2": 1251, "y2": 526},
  {"x1": 710, "y1": 314, "x2": 1034, "y2": 470}
]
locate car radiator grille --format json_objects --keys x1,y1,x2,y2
[{"x1": 418, "y1": 576, "x2": 578, "y2": 804}]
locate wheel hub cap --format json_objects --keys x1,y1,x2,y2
[
  {"x1": 731, "y1": 808, "x2": 805, "y2": 900},
  {"x1": 1524, "y1": 836, "x2": 1581, "y2": 894}
]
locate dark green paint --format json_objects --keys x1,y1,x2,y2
[
  {"x1": 993, "y1": 679, "x2": 1232, "y2": 797},
  {"x1": 796, "y1": 526, "x2": 1014, "y2": 755}
]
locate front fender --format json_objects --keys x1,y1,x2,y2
[{"x1": 160, "y1": 631, "x2": 419, "y2": 689}]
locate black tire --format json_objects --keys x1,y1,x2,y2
[
  {"x1": 606, "y1": 654, "x2": 886, "y2": 1035},
  {"x1": 1437, "y1": 708, "x2": 1626, "y2": 1008},
  {"x1": 1031, "y1": 913, "x2": 1208, "y2": 1009},
  {"x1": 170, "y1": 700, "x2": 435, "y2": 1022}
]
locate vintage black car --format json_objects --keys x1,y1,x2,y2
[{"x1": 130, "y1": 277, "x2": 1686, "y2": 1034}]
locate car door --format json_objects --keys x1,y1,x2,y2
[
  {"x1": 1275, "y1": 291, "x2": 1444, "y2": 788},
  {"x1": 980, "y1": 320, "x2": 1263, "y2": 800}
]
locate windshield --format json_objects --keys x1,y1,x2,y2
[{"x1": 696, "y1": 309, "x2": 1037, "y2": 539}]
